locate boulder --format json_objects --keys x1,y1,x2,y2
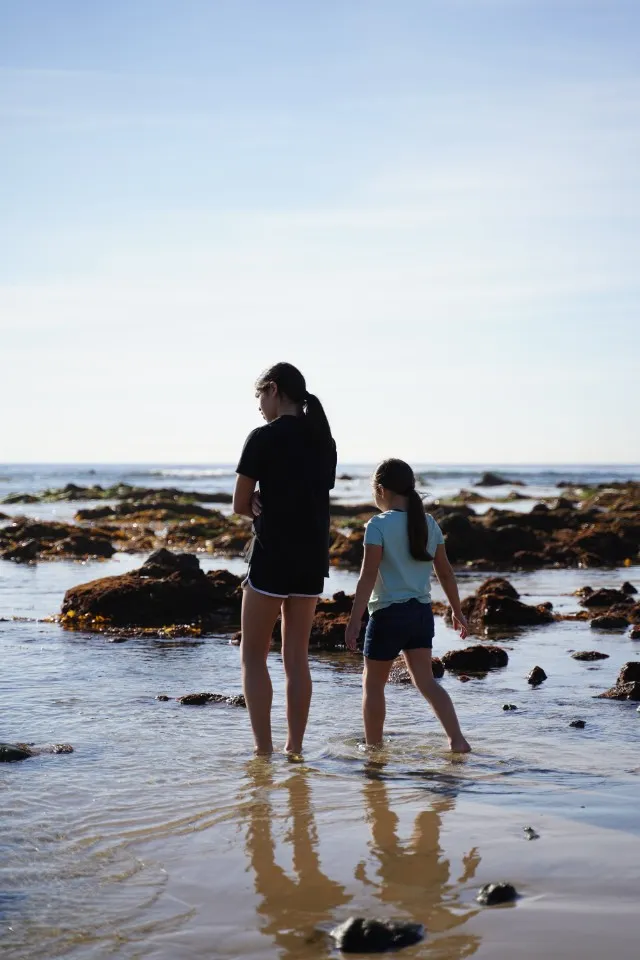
[
  {"x1": 477, "y1": 577, "x2": 520, "y2": 599},
  {"x1": 580, "y1": 589, "x2": 632, "y2": 609},
  {"x1": 630, "y1": 626, "x2": 640, "y2": 640},
  {"x1": 475, "y1": 472, "x2": 511, "y2": 487},
  {"x1": 175, "y1": 693, "x2": 246, "y2": 707},
  {"x1": 527, "y1": 666, "x2": 547, "y2": 685},
  {"x1": 570, "y1": 719, "x2": 586, "y2": 729},
  {"x1": 61, "y1": 550, "x2": 242, "y2": 630},
  {"x1": 597, "y1": 662, "x2": 640, "y2": 701},
  {"x1": 590, "y1": 615, "x2": 629, "y2": 630},
  {"x1": 456, "y1": 580, "x2": 553, "y2": 632},
  {"x1": 476, "y1": 882, "x2": 518, "y2": 905},
  {"x1": 622, "y1": 581, "x2": 638, "y2": 595},
  {"x1": 0, "y1": 743, "x2": 32, "y2": 762},
  {"x1": 441, "y1": 645, "x2": 508, "y2": 673},
  {"x1": 329, "y1": 917, "x2": 424, "y2": 953},
  {"x1": 0, "y1": 742, "x2": 73, "y2": 761}
]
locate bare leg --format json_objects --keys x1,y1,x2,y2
[
  {"x1": 280, "y1": 596, "x2": 317, "y2": 755},
  {"x1": 403, "y1": 648, "x2": 471, "y2": 753},
  {"x1": 362, "y1": 659, "x2": 393, "y2": 746},
  {"x1": 241, "y1": 585, "x2": 283, "y2": 755}
]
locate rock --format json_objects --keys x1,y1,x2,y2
[
  {"x1": 155, "y1": 694, "x2": 171, "y2": 701},
  {"x1": 61, "y1": 551, "x2": 243, "y2": 630},
  {"x1": 477, "y1": 577, "x2": 520, "y2": 599},
  {"x1": 527, "y1": 666, "x2": 547, "y2": 686},
  {"x1": 458, "y1": 675, "x2": 471, "y2": 683},
  {"x1": 1, "y1": 539, "x2": 39, "y2": 562},
  {"x1": 571, "y1": 651, "x2": 609, "y2": 661},
  {"x1": 1, "y1": 493, "x2": 39, "y2": 504},
  {"x1": 0, "y1": 743, "x2": 32, "y2": 762},
  {"x1": 570, "y1": 719, "x2": 586, "y2": 728},
  {"x1": 590, "y1": 615, "x2": 629, "y2": 630},
  {"x1": 630, "y1": 626, "x2": 640, "y2": 640},
  {"x1": 329, "y1": 529, "x2": 364, "y2": 567},
  {"x1": 389, "y1": 656, "x2": 444, "y2": 683},
  {"x1": 502, "y1": 703, "x2": 518, "y2": 711},
  {"x1": 337, "y1": 473, "x2": 354, "y2": 481},
  {"x1": 622, "y1": 581, "x2": 638, "y2": 595},
  {"x1": 329, "y1": 917, "x2": 424, "y2": 953},
  {"x1": 581, "y1": 589, "x2": 632, "y2": 609},
  {"x1": 476, "y1": 882, "x2": 518, "y2": 905},
  {"x1": 441, "y1": 645, "x2": 508, "y2": 673},
  {"x1": 475, "y1": 472, "x2": 511, "y2": 487},
  {"x1": 597, "y1": 662, "x2": 640, "y2": 701},
  {"x1": 176, "y1": 693, "x2": 246, "y2": 707},
  {"x1": 523, "y1": 826, "x2": 539, "y2": 840},
  {"x1": 76, "y1": 505, "x2": 114, "y2": 520}
]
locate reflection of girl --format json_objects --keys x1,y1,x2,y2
[
  {"x1": 345, "y1": 459, "x2": 470, "y2": 752},
  {"x1": 233, "y1": 362, "x2": 336, "y2": 756},
  {"x1": 243, "y1": 762, "x2": 349, "y2": 959}
]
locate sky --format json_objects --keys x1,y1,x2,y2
[{"x1": 1, "y1": 0, "x2": 639, "y2": 464}]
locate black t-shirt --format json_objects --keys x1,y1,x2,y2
[{"x1": 236, "y1": 415, "x2": 337, "y2": 576}]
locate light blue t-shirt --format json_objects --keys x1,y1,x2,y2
[{"x1": 364, "y1": 509, "x2": 445, "y2": 614}]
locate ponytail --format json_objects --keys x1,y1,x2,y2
[
  {"x1": 304, "y1": 392, "x2": 332, "y2": 446},
  {"x1": 406, "y1": 488, "x2": 432, "y2": 561},
  {"x1": 373, "y1": 458, "x2": 432, "y2": 562}
]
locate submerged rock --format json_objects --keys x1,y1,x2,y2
[
  {"x1": 329, "y1": 917, "x2": 424, "y2": 953},
  {"x1": 523, "y1": 826, "x2": 540, "y2": 840},
  {"x1": 502, "y1": 703, "x2": 518, "y2": 711},
  {"x1": 441, "y1": 645, "x2": 508, "y2": 673},
  {"x1": 591, "y1": 615, "x2": 629, "y2": 630},
  {"x1": 176, "y1": 693, "x2": 246, "y2": 707},
  {"x1": 570, "y1": 719, "x2": 586, "y2": 729},
  {"x1": 571, "y1": 651, "x2": 609, "y2": 661},
  {"x1": 0, "y1": 742, "x2": 73, "y2": 761},
  {"x1": 0, "y1": 519, "x2": 115, "y2": 562},
  {"x1": 476, "y1": 882, "x2": 518, "y2": 905},
  {"x1": 0, "y1": 743, "x2": 32, "y2": 762}
]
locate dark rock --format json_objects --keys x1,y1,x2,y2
[
  {"x1": 571, "y1": 651, "x2": 609, "y2": 661},
  {"x1": 580, "y1": 589, "x2": 632, "y2": 609},
  {"x1": 441, "y1": 645, "x2": 508, "y2": 673},
  {"x1": 523, "y1": 826, "x2": 540, "y2": 840},
  {"x1": 0, "y1": 743, "x2": 32, "y2": 762},
  {"x1": 1, "y1": 493, "x2": 39, "y2": 504},
  {"x1": 590, "y1": 615, "x2": 629, "y2": 630},
  {"x1": 61, "y1": 551, "x2": 243, "y2": 629},
  {"x1": 570, "y1": 719, "x2": 586, "y2": 728},
  {"x1": 176, "y1": 693, "x2": 246, "y2": 707},
  {"x1": 597, "y1": 662, "x2": 640, "y2": 701},
  {"x1": 475, "y1": 472, "x2": 511, "y2": 487},
  {"x1": 329, "y1": 529, "x2": 364, "y2": 567},
  {"x1": 1, "y1": 539, "x2": 39, "y2": 562},
  {"x1": 76, "y1": 505, "x2": 113, "y2": 520},
  {"x1": 478, "y1": 595, "x2": 553, "y2": 628},
  {"x1": 476, "y1": 882, "x2": 518, "y2": 905},
  {"x1": 622, "y1": 581, "x2": 638, "y2": 595},
  {"x1": 329, "y1": 916, "x2": 424, "y2": 953},
  {"x1": 389, "y1": 656, "x2": 444, "y2": 683},
  {"x1": 630, "y1": 626, "x2": 640, "y2": 640},
  {"x1": 477, "y1": 577, "x2": 520, "y2": 600},
  {"x1": 155, "y1": 694, "x2": 171, "y2": 701},
  {"x1": 527, "y1": 666, "x2": 547, "y2": 686},
  {"x1": 502, "y1": 703, "x2": 518, "y2": 711}
]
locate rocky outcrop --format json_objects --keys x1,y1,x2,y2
[
  {"x1": 60, "y1": 550, "x2": 242, "y2": 632},
  {"x1": 597, "y1": 662, "x2": 640, "y2": 701},
  {"x1": 0, "y1": 519, "x2": 115, "y2": 562},
  {"x1": 475, "y1": 472, "x2": 514, "y2": 487},
  {"x1": 452, "y1": 578, "x2": 553, "y2": 633},
  {"x1": 0, "y1": 742, "x2": 73, "y2": 762},
  {"x1": 580, "y1": 588, "x2": 633, "y2": 609},
  {"x1": 591, "y1": 614, "x2": 630, "y2": 630},
  {"x1": 329, "y1": 529, "x2": 364, "y2": 568},
  {"x1": 175, "y1": 693, "x2": 246, "y2": 706},
  {"x1": 441, "y1": 645, "x2": 508, "y2": 673},
  {"x1": 571, "y1": 651, "x2": 609, "y2": 661},
  {"x1": 527, "y1": 665, "x2": 547, "y2": 685}
]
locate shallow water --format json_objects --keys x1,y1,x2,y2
[{"x1": 2, "y1": 465, "x2": 640, "y2": 958}]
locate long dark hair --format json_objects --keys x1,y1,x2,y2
[
  {"x1": 256, "y1": 362, "x2": 333, "y2": 446},
  {"x1": 374, "y1": 459, "x2": 431, "y2": 561}
]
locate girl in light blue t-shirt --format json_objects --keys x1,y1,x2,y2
[{"x1": 345, "y1": 459, "x2": 471, "y2": 753}]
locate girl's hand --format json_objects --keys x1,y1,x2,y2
[
  {"x1": 250, "y1": 492, "x2": 262, "y2": 517},
  {"x1": 345, "y1": 617, "x2": 361, "y2": 652},
  {"x1": 452, "y1": 611, "x2": 469, "y2": 640}
]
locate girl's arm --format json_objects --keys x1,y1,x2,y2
[
  {"x1": 433, "y1": 543, "x2": 468, "y2": 638},
  {"x1": 345, "y1": 544, "x2": 382, "y2": 650},
  {"x1": 233, "y1": 475, "x2": 260, "y2": 519}
]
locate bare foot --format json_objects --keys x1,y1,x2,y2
[{"x1": 449, "y1": 736, "x2": 471, "y2": 753}]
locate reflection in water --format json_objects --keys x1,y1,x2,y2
[
  {"x1": 243, "y1": 760, "x2": 350, "y2": 958},
  {"x1": 361, "y1": 760, "x2": 481, "y2": 958},
  {"x1": 243, "y1": 759, "x2": 481, "y2": 959}
]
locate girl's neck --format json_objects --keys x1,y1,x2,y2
[
  {"x1": 384, "y1": 493, "x2": 408, "y2": 512},
  {"x1": 275, "y1": 399, "x2": 302, "y2": 419}
]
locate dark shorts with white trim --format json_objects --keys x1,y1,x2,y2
[
  {"x1": 246, "y1": 551, "x2": 324, "y2": 599},
  {"x1": 364, "y1": 599, "x2": 434, "y2": 661}
]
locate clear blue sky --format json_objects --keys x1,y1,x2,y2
[{"x1": 1, "y1": 0, "x2": 638, "y2": 463}]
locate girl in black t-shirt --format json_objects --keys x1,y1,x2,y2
[{"x1": 234, "y1": 362, "x2": 337, "y2": 756}]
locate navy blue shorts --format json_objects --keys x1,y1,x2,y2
[{"x1": 364, "y1": 599, "x2": 434, "y2": 661}]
